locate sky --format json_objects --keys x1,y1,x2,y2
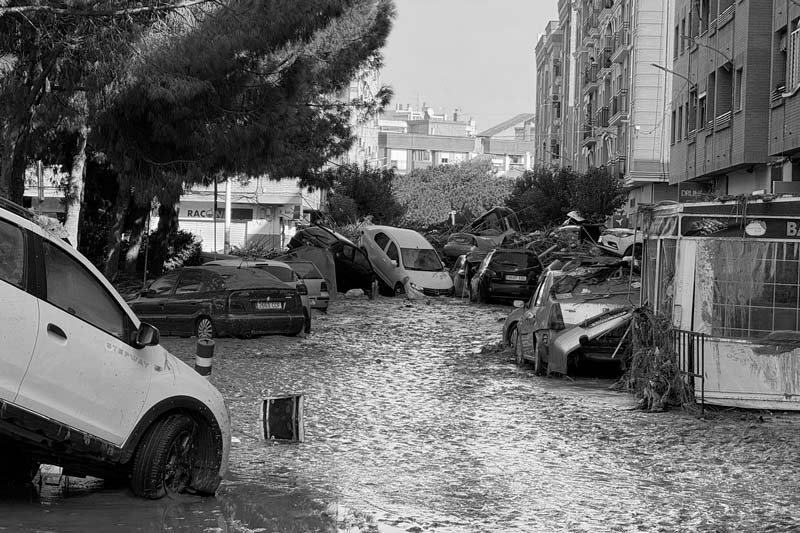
[{"x1": 380, "y1": 0, "x2": 560, "y2": 132}]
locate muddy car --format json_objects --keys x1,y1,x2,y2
[
  {"x1": 450, "y1": 251, "x2": 489, "y2": 298},
  {"x1": 442, "y1": 233, "x2": 498, "y2": 265},
  {"x1": 469, "y1": 248, "x2": 543, "y2": 304},
  {"x1": 130, "y1": 265, "x2": 307, "y2": 338},
  {"x1": 0, "y1": 197, "x2": 230, "y2": 498},
  {"x1": 289, "y1": 225, "x2": 376, "y2": 295},
  {"x1": 502, "y1": 258, "x2": 639, "y2": 375}
]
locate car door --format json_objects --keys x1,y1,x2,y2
[
  {"x1": 0, "y1": 218, "x2": 38, "y2": 403},
  {"x1": 166, "y1": 269, "x2": 207, "y2": 336},
  {"x1": 16, "y1": 238, "x2": 152, "y2": 445},
  {"x1": 517, "y1": 276, "x2": 550, "y2": 359},
  {"x1": 133, "y1": 271, "x2": 180, "y2": 332}
]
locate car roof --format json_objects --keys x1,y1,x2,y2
[
  {"x1": 296, "y1": 225, "x2": 357, "y2": 246},
  {"x1": 364, "y1": 225, "x2": 434, "y2": 248},
  {"x1": 186, "y1": 265, "x2": 290, "y2": 289},
  {"x1": 205, "y1": 258, "x2": 292, "y2": 269}
]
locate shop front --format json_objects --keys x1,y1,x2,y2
[{"x1": 642, "y1": 197, "x2": 800, "y2": 410}]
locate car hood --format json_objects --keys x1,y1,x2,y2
[{"x1": 407, "y1": 270, "x2": 454, "y2": 290}]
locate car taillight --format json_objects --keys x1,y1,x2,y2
[
  {"x1": 548, "y1": 303, "x2": 565, "y2": 330},
  {"x1": 296, "y1": 282, "x2": 308, "y2": 296},
  {"x1": 320, "y1": 281, "x2": 328, "y2": 291},
  {"x1": 487, "y1": 269, "x2": 500, "y2": 280}
]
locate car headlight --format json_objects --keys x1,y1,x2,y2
[{"x1": 410, "y1": 282, "x2": 424, "y2": 291}]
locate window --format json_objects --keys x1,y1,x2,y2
[
  {"x1": 716, "y1": 66, "x2": 732, "y2": 115},
  {"x1": 706, "y1": 241, "x2": 800, "y2": 339},
  {"x1": 776, "y1": 28, "x2": 788, "y2": 90},
  {"x1": 412, "y1": 150, "x2": 431, "y2": 161},
  {"x1": 674, "y1": 25, "x2": 680, "y2": 58},
  {"x1": 401, "y1": 248, "x2": 442, "y2": 271},
  {"x1": 175, "y1": 270, "x2": 207, "y2": 294},
  {"x1": 689, "y1": 88, "x2": 698, "y2": 131},
  {"x1": 677, "y1": 105, "x2": 683, "y2": 140},
  {"x1": 554, "y1": 101, "x2": 562, "y2": 118},
  {"x1": 788, "y1": 20, "x2": 800, "y2": 89},
  {"x1": 386, "y1": 242, "x2": 399, "y2": 263},
  {"x1": 43, "y1": 241, "x2": 127, "y2": 340},
  {"x1": 148, "y1": 271, "x2": 180, "y2": 296},
  {"x1": 671, "y1": 109, "x2": 677, "y2": 144},
  {"x1": 0, "y1": 219, "x2": 25, "y2": 289},
  {"x1": 698, "y1": 94, "x2": 707, "y2": 127},
  {"x1": 374, "y1": 232, "x2": 390, "y2": 250},
  {"x1": 700, "y1": 0, "x2": 709, "y2": 33},
  {"x1": 734, "y1": 67, "x2": 744, "y2": 110},
  {"x1": 680, "y1": 18, "x2": 686, "y2": 53},
  {"x1": 389, "y1": 149, "x2": 407, "y2": 171}
]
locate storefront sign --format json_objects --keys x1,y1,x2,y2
[{"x1": 681, "y1": 216, "x2": 800, "y2": 238}]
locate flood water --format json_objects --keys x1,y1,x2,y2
[{"x1": 2, "y1": 295, "x2": 800, "y2": 532}]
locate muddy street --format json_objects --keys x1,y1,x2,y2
[{"x1": 3, "y1": 295, "x2": 800, "y2": 532}]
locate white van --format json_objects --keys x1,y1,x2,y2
[
  {"x1": 0, "y1": 197, "x2": 230, "y2": 498},
  {"x1": 360, "y1": 225, "x2": 454, "y2": 297}
]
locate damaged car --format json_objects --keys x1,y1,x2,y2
[
  {"x1": 0, "y1": 197, "x2": 230, "y2": 498},
  {"x1": 502, "y1": 258, "x2": 639, "y2": 375}
]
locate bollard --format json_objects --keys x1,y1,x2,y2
[{"x1": 195, "y1": 338, "x2": 214, "y2": 376}]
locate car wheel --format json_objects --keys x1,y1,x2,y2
[
  {"x1": 510, "y1": 327, "x2": 525, "y2": 367},
  {"x1": 196, "y1": 317, "x2": 215, "y2": 340},
  {"x1": 131, "y1": 415, "x2": 200, "y2": 499},
  {"x1": 534, "y1": 341, "x2": 548, "y2": 376},
  {"x1": 394, "y1": 283, "x2": 405, "y2": 296}
]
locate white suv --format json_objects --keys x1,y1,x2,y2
[{"x1": 0, "y1": 198, "x2": 230, "y2": 498}]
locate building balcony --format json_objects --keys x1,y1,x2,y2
[
  {"x1": 582, "y1": 10, "x2": 599, "y2": 42},
  {"x1": 581, "y1": 123, "x2": 596, "y2": 148},
  {"x1": 583, "y1": 63, "x2": 600, "y2": 93},
  {"x1": 611, "y1": 23, "x2": 631, "y2": 63},
  {"x1": 609, "y1": 89, "x2": 628, "y2": 126},
  {"x1": 595, "y1": 106, "x2": 610, "y2": 128}
]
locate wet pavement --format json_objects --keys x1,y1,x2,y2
[{"x1": 2, "y1": 295, "x2": 800, "y2": 532}]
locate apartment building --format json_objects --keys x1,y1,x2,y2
[
  {"x1": 769, "y1": 0, "x2": 800, "y2": 193},
  {"x1": 553, "y1": 0, "x2": 674, "y2": 215},
  {"x1": 378, "y1": 106, "x2": 534, "y2": 175},
  {"x1": 535, "y1": 20, "x2": 564, "y2": 167},
  {"x1": 670, "y1": 0, "x2": 773, "y2": 198}
]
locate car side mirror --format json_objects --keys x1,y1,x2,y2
[
  {"x1": 134, "y1": 322, "x2": 160, "y2": 347},
  {"x1": 390, "y1": 259, "x2": 398, "y2": 267},
  {"x1": 513, "y1": 300, "x2": 524, "y2": 308}
]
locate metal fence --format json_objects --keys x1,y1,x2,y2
[{"x1": 670, "y1": 329, "x2": 705, "y2": 414}]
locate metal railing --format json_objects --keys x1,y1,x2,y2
[{"x1": 670, "y1": 329, "x2": 705, "y2": 414}]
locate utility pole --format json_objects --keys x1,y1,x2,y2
[{"x1": 224, "y1": 176, "x2": 232, "y2": 254}]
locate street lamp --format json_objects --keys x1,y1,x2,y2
[
  {"x1": 650, "y1": 63, "x2": 695, "y2": 88},
  {"x1": 679, "y1": 34, "x2": 733, "y2": 66}
]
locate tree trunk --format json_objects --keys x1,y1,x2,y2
[
  {"x1": 103, "y1": 178, "x2": 131, "y2": 281},
  {"x1": 124, "y1": 201, "x2": 151, "y2": 275},
  {"x1": 64, "y1": 114, "x2": 88, "y2": 247},
  {"x1": 149, "y1": 199, "x2": 179, "y2": 276},
  {"x1": 0, "y1": 125, "x2": 29, "y2": 204}
]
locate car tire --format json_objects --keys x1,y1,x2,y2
[
  {"x1": 131, "y1": 415, "x2": 201, "y2": 499},
  {"x1": 510, "y1": 327, "x2": 526, "y2": 367},
  {"x1": 196, "y1": 317, "x2": 215, "y2": 340},
  {"x1": 291, "y1": 310, "x2": 310, "y2": 337},
  {"x1": 534, "y1": 341, "x2": 547, "y2": 376},
  {"x1": 394, "y1": 283, "x2": 405, "y2": 297}
]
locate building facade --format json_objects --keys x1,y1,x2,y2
[
  {"x1": 377, "y1": 106, "x2": 534, "y2": 175},
  {"x1": 769, "y1": 0, "x2": 800, "y2": 193},
  {"x1": 179, "y1": 177, "x2": 324, "y2": 253},
  {"x1": 535, "y1": 20, "x2": 564, "y2": 167},
  {"x1": 670, "y1": 0, "x2": 773, "y2": 198},
  {"x1": 542, "y1": 0, "x2": 676, "y2": 216}
]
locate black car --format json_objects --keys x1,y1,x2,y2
[
  {"x1": 469, "y1": 248, "x2": 543, "y2": 305},
  {"x1": 129, "y1": 266, "x2": 306, "y2": 339},
  {"x1": 289, "y1": 225, "x2": 376, "y2": 295}
]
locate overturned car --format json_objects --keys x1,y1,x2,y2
[{"x1": 502, "y1": 257, "x2": 639, "y2": 376}]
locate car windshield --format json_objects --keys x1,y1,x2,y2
[
  {"x1": 257, "y1": 265, "x2": 295, "y2": 282},
  {"x1": 401, "y1": 248, "x2": 442, "y2": 271},
  {"x1": 491, "y1": 252, "x2": 537, "y2": 269},
  {"x1": 286, "y1": 262, "x2": 322, "y2": 279}
]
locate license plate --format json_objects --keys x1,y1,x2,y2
[
  {"x1": 506, "y1": 275, "x2": 526, "y2": 282},
  {"x1": 255, "y1": 301, "x2": 283, "y2": 310}
]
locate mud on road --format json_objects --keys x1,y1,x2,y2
[{"x1": 2, "y1": 295, "x2": 800, "y2": 532}]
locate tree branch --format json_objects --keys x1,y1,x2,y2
[{"x1": 0, "y1": 1, "x2": 213, "y2": 18}]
